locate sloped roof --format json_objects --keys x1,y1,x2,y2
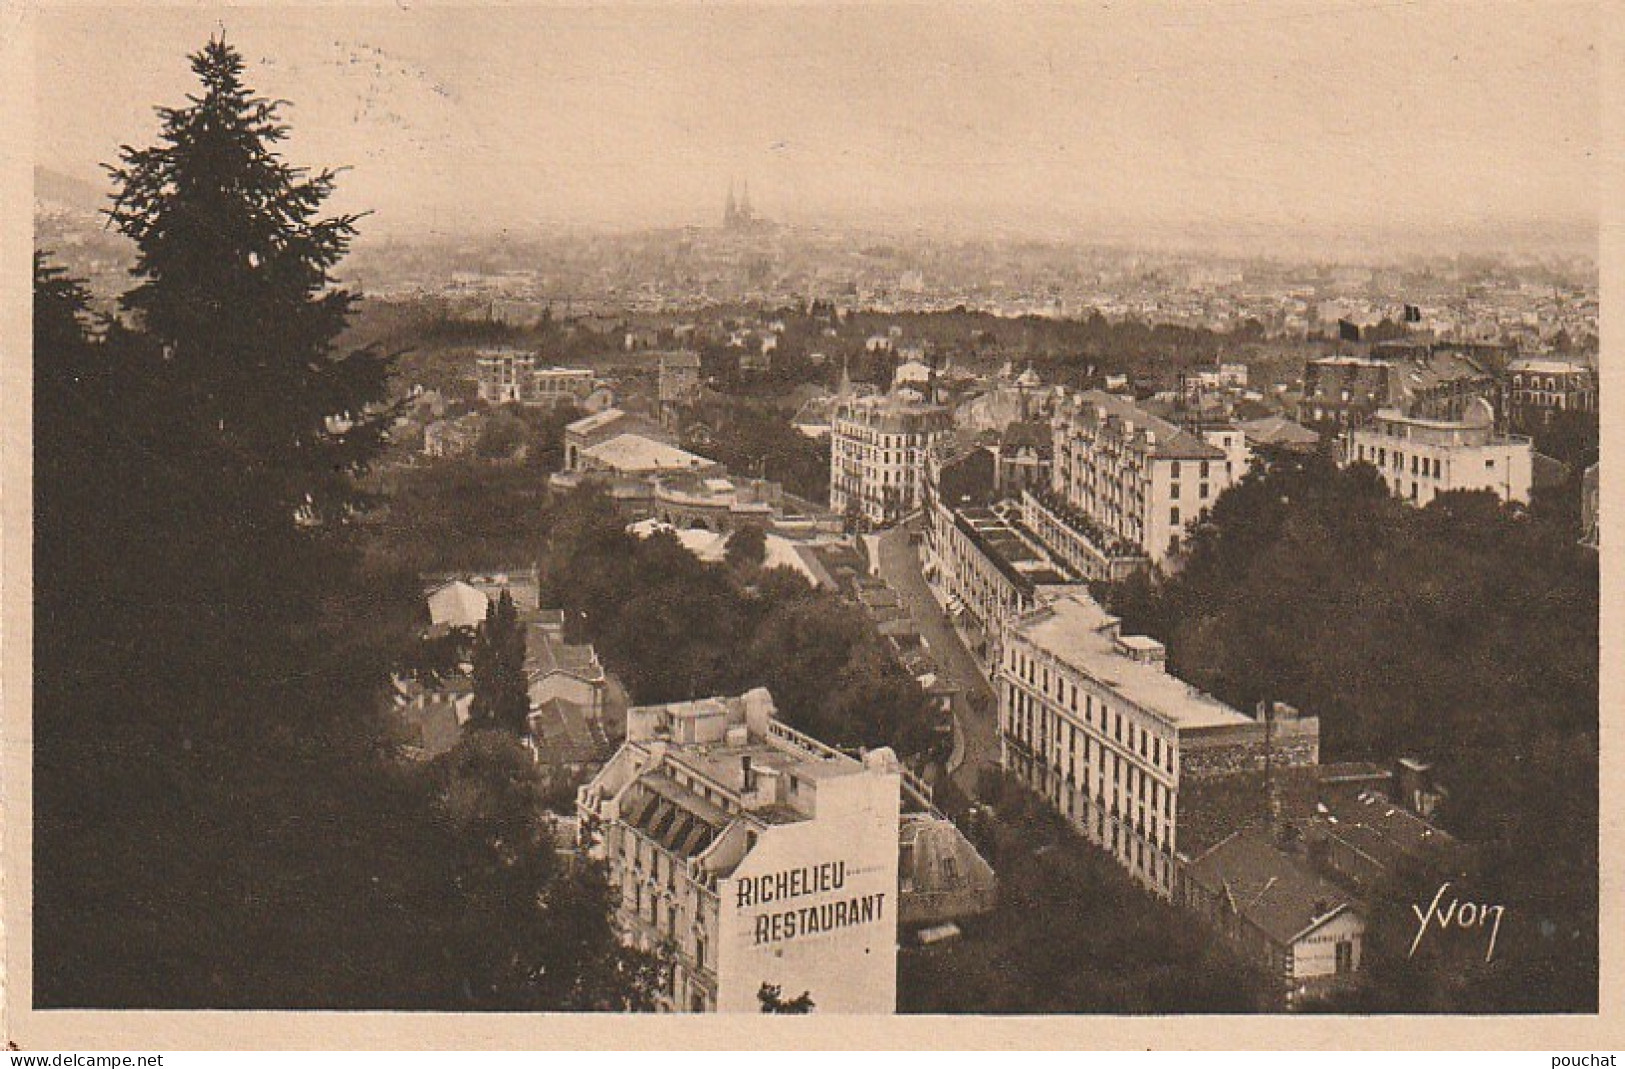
[
  {"x1": 565, "y1": 407, "x2": 627, "y2": 436},
  {"x1": 582, "y1": 434, "x2": 714, "y2": 473},
  {"x1": 1315, "y1": 790, "x2": 1461, "y2": 874},
  {"x1": 1072, "y1": 390, "x2": 1224, "y2": 461},
  {"x1": 525, "y1": 626, "x2": 603, "y2": 682},
  {"x1": 528, "y1": 697, "x2": 613, "y2": 767},
  {"x1": 1238, "y1": 415, "x2": 1320, "y2": 447},
  {"x1": 1185, "y1": 829, "x2": 1356, "y2": 946},
  {"x1": 425, "y1": 580, "x2": 489, "y2": 628}
]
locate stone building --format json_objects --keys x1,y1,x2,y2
[{"x1": 1506, "y1": 358, "x2": 1598, "y2": 428}]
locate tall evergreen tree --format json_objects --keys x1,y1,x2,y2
[
  {"x1": 35, "y1": 36, "x2": 712, "y2": 1014},
  {"x1": 470, "y1": 589, "x2": 530, "y2": 735},
  {"x1": 105, "y1": 37, "x2": 391, "y2": 531},
  {"x1": 38, "y1": 41, "x2": 444, "y2": 1009}
]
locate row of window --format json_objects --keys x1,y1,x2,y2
[
  {"x1": 834, "y1": 442, "x2": 924, "y2": 467},
  {"x1": 834, "y1": 426, "x2": 936, "y2": 448},
  {"x1": 1012, "y1": 752, "x2": 1175, "y2": 893},
  {"x1": 618, "y1": 832, "x2": 709, "y2": 972},
  {"x1": 1006, "y1": 695, "x2": 1176, "y2": 823}
]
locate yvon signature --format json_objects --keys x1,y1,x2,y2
[{"x1": 1408, "y1": 881, "x2": 1505, "y2": 963}]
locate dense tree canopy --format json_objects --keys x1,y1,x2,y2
[
  {"x1": 899, "y1": 772, "x2": 1270, "y2": 1013},
  {"x1": 33, "y1": 40, "x2": 653, "y2": 1010},
  {"x1": 724, "y1": 522, "x2": 768, "y2": 571},
  {"x1": 541, "y1": 486, "x2": 942, "y2": 760},
  {"x1": 681, "y1": 398, "x2": 831, "y2": 504},
  {"x1": 1102, "y1": 451, "x2": 1598, "y2": 1011},
  {"x1": 105, "y1": 37, "x2": 392, "y2": 528}
]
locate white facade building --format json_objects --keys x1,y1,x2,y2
[
  {"x1": 476, "y1": 348, "x2": 593, "y2": 406},
  {"x1": 533, "y1": 366, "x2": 596, "y2": 405},
  {"x1": 1049, "y1": 391, "x2": 1249, "y2": 567},
  {"x1": 829, "y1": 394, "x2": 950, "y2": 527},
  {"x1": 998, "y1": 593, "x2": 1318, "y2": 898},
  {"x1": 578, "y1": 689, "x2": 901, "y2": 1013},
  {"x1": 476, "y1": 348, "x2": 536, "y2": 404},
  {"x1": 1344, "y1": 398, "x2": 1532, "y2": 507},
  {"x1": 927, "y1": 502, "x2": 1085, "y2": 666}
]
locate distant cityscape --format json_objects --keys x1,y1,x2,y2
[
  {"x1": 38, "y1": 168, "x2": 1598, "y2": 352},
  {"x1": 29, "y1": 14, "x2": 1601, "y2": 1027}
]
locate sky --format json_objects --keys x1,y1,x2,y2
[{"x1": 33, "y1": 2, "x2": 1603, "y2": 246}]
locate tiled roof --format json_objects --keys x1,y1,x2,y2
[
  {"x1": 528, "y1": 697, "x2": 612, "y2": 767},
  {"x1": 525, "y1": 626, "x2": 602, "y2": 681},
  {"x1": 1071, "y1": 391, "x2": 1223, "y2": 460},
  {"x1": 1185, "y1": 829, "x2": 1356, "y2": 946},
  {"x1": 1314, "y1": 790, "x2": 1461, "y2": 873},
  {"x1": 1238, "y1": 415, "x2": 1320, "y2": 447}
]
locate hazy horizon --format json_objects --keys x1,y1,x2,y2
[{"x1": 34, "y1": 3, "x2": 1601, "y2": 256}]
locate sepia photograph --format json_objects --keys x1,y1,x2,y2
[{"x1": 7, "y1": 0, "x2": 1614, "y2": 1046}]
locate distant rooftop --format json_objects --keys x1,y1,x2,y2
[
  {"x1": 1508, "y1": 358, "x2": 1593, "y2": 375},
  {"x1": 1068, "y1": 390, "x2": 1224, "y2": 461},
  {"x1": 566, "y1": 407, "x2": 628, "y2": 436},
  {"x1": 582, "y1": 433, "x2": 715, "y2": 473},
  {"x1": 1238, "y1": 415, "x2": 1320, "y2": 448}
]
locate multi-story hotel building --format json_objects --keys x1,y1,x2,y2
[
  {"x1": 829, "y1": 393, "x2": 950, "y2": 528},
  {"x1": 476, "y1": 348, "x2": 537, "y2": 404},
  {"x1": 1344, "y1": 398, "x2": 1532, "y2": 507},
  {"x1": 1505, "y1": 358, "x2": 1598, "y2": 428},
  {"x1": 1048, "y1": 391, "x2": 1248, "y2": 568},
  {"x1": 476, "y1": 348, "x2": 593, "y2": 406},
  {"x1": 998, "y1": 593, "x2": 1319, "y2": 897},
  {"x1": 926, "y1": 500, "x2": 1085, "y2": 666},
  {"x1": 577, "y1": 688, "x2": 901, "y2": 1013}
]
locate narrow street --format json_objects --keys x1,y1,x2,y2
[{"x1": 873, "y1": 522, "x2": 999, "y2": 802}]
